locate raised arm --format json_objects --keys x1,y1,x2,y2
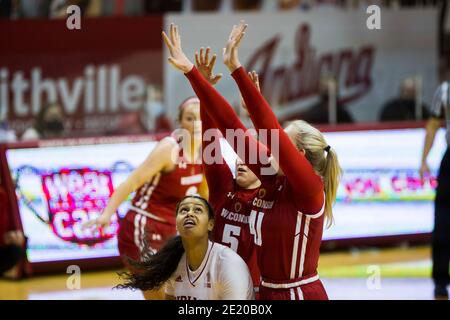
[
  {"x1": 195, "y1": 48, "x2": 234, "y2": 205},
  {"x1": 83, "y1": 138, "x2": 175, "y2": 230},
  {"x1": 162, "y1": 24, "x2": 273, "y2": 182},
  {"x1": 224, "y1": 22, "x2": 324, "y2": 213}
]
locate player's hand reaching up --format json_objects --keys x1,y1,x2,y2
[
  {"x1": 195, "y1": 47, "x2": 223, "y2": 86},
  {"x1": 248, "y1": 70, "x2": 261, "y2": 92},
  {"x1": 223, "y1": 21, "x2": 247, "y2": 73},
  {"x1": 162, "y1": 23, "x2": 194, "y2": 73}
]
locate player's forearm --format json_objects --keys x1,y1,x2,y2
[
  {"x1": 232, "y1": 66, "x2": 323, "y2": 200},
  {"x1": 103, "y1": 180, "x2": 134, "y2": 219},
  {"x1": 186, "y1": 68, "x2": 246, "y2": 132},
  {"x1": 231, "y1": 67, "x2": 281, "y2": 135},
  {"x1": 422, "y1": 120, "x2": 439, "y2": 163},
  {"x1": 186, "y1": 67, "x2": 268, "y2": 178},
  {"x1": 200, "y1": 97, "x2": 232, "y2": 198}
]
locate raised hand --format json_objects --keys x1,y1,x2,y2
[
  {"x1": 162, "y1": 23, "x2": 194, "y2": 73},
  {"x1": 223, "y1": 21, "x2": 248, "y2": 73},
  {"x1": 195, "y1": 47, "x2": 223, "y2": 86},
  {"x1": 248, "y1": 70, "x2": 261, "y2": 92},
  {"x1": 241, "y1": 70, "x2": 261, "y2": 111}
]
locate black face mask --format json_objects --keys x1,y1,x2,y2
[{"x1": 44, "y1": 120, "x2": 64, "y2": 134}]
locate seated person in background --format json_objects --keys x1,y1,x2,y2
[
  {"x1": 50, "y1": 0, "x2": 101, "y2": 18},
  {"x1": 277, "y1": 0, "x2": 300, "y2": 10},
  {"x1": 0, "y1": 187, "x2": 25, "y2": 280},
  {"x1": 0, "y1": 0, "x2": 13, "y2": 18},
  {"x1": 0, "y1": 119, "x2": 17, "y2": 142},
  {"x1": 299, "y1": 76, "x2": 354, "y2": 124},
  {"x1": 379, "y1": 77, "x2": 430, "y2": 121},
  {"x1": 22, "y1": 102, "x2": 65, "y2": 140}
]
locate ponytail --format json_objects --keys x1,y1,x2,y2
[
  {"x1": 287, "y1": 120, "x2": 342, "y2": 228},
  {"x1": 116, "y1": 236, "x2": 185, "y2": 291},
  {"x1": 322, "y1": 148, "x2": 342, "y2": 228}
]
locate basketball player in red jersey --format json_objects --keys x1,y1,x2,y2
[
  {"x1": 193, "y1": 48, "x2": 264, "y2": 292},
  {"x1": 163, "y1": 22, "x2": 341, "y2": 300},
  {"x1": 84, "y1": 98, "x2": 207, "y2": 299}
]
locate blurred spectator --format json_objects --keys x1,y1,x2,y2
[
  {"x1": 50, "y1": 0, "x2": 101, "y2": 18},
  {"x1": 0, "y1": 103, "x2": 17, "y2": 142},
  {"x1": 298, "y1": 76, "x2": 354, "y2": 124},
  {"x1": 379, "y1": 77, "x2": 430, "y2": 121},
  {"x1": 0, "y1": 121, "x2": 17, "y2": 142},
  {"x1": 191, "y1": 0, "x2": 222, "y2": 11},
  {"x1": 278, "y1": 0, "x2": 300, "y2": 10},
  {"x1": 233, "y1": 0, "x2": 263, "y2": 10},
  {"x1": 0, "y1": 0, "x2": 13, "y2": 18},
  {"x1": 142, "y1": 85, "x2": 172, "y2": 133},
  {"x1": 100, "y1": 0, "x2": 144, "y2": 16},
  {"x1": 0, "y1": 187, "x2": 25, "y2": 280},
  {"x1": 144, "y1": 0, "x2": 182, "y2": 13},
  {"x1": 16, "y1": 0, "x2": 49, "y2": 18},
  {"x1": 22, "y1": 102, "x2": 66, "y2": 140}
]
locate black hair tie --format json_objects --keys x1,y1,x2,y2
[{"x1": 324, "y1": 145, "x2": 331, "y2": 152}]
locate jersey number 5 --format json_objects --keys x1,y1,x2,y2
[
  {"x1": 222, "y1": 224, "x2": 241, "y2": 252},
  {"x1": 249, "y1": 210, "x2": 264, "y2": 246}
]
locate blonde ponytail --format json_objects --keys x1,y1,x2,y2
[
  {"x1": 286, "y1": 120, "x2": 342, "y2": 228},
  {"x1": 322, "y1": 148, "x2": 342, "y2": 228}
]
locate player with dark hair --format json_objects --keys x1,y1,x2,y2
[
  {"x1": 84, "y1": 99, "x2": 207, "y2": 299},
  {"x1": 118, "y1": 195, "x2": 254, "y2": 300},
  {"x1": 163, "y1": 22, "x2": 341, "y2": 300}
]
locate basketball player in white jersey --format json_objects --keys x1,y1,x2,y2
[{"x1": 118, "y1": 195, "x2": 254, "y2": 300}]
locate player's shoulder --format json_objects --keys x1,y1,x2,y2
[
  {"x1": 213, "y1": 242, "x2": 246, "y2": 265},
  {"x1": 158, "y1": 136, "x2": 179, "y2": 149},
  {"x1": 151, "y1": 136, "x2": 179, "y2": 159}
]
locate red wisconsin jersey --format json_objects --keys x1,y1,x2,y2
[
  {"x1": 250, "y1": 176, "x2": 325, "y2": 281},
  {"x1": 130, "y1": 138, "x2": 204, "y2": 226},
  {"x1": 211, "y1": 185, "x2": 261, "y2": 287}
]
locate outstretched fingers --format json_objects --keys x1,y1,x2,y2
[
  {"x1": 162, "y1": 31, "x2": 174, "y2": 54},
  {"x1": 208, "y1": 54, "x2": 217, "y2": 69},
  {"x1": 205, "y1": 47, "x2": 210, "y2": 65}
]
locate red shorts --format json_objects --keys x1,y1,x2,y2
[
  {"x1": 117, "y1": 210, "x2": 176, "y2": 270},
  {"x1": 259, "y1": 279, "x2": 328, "y2": 300}
]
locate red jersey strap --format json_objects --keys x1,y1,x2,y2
[{"x1": 261, "y1": 272, "x2": 319, "y2": 289}]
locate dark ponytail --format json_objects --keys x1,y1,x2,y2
[{"x1": 116, "y1": 236, "x2": 184, "y2": 291}]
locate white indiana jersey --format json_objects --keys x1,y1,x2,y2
[{"x1": 165, "y1": 241, "x2": 254, "y2": 300}]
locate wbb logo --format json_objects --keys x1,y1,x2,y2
[{"x1": 66, "y1": 5, "x2": 81, "y2": 30}]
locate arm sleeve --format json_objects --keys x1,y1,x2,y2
[
  {"x1": 200, "y1": 100, "x2": 234, "y2": 206},
  {"x1": 218, "y1": 248, "x2": 255, "y2": 300},
  {"x1": 231, "y1": 67, "x2": 324, "y2": 214},
  {"x1": 186, "y1": 67, "x2": 274, "y2": 182}
]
